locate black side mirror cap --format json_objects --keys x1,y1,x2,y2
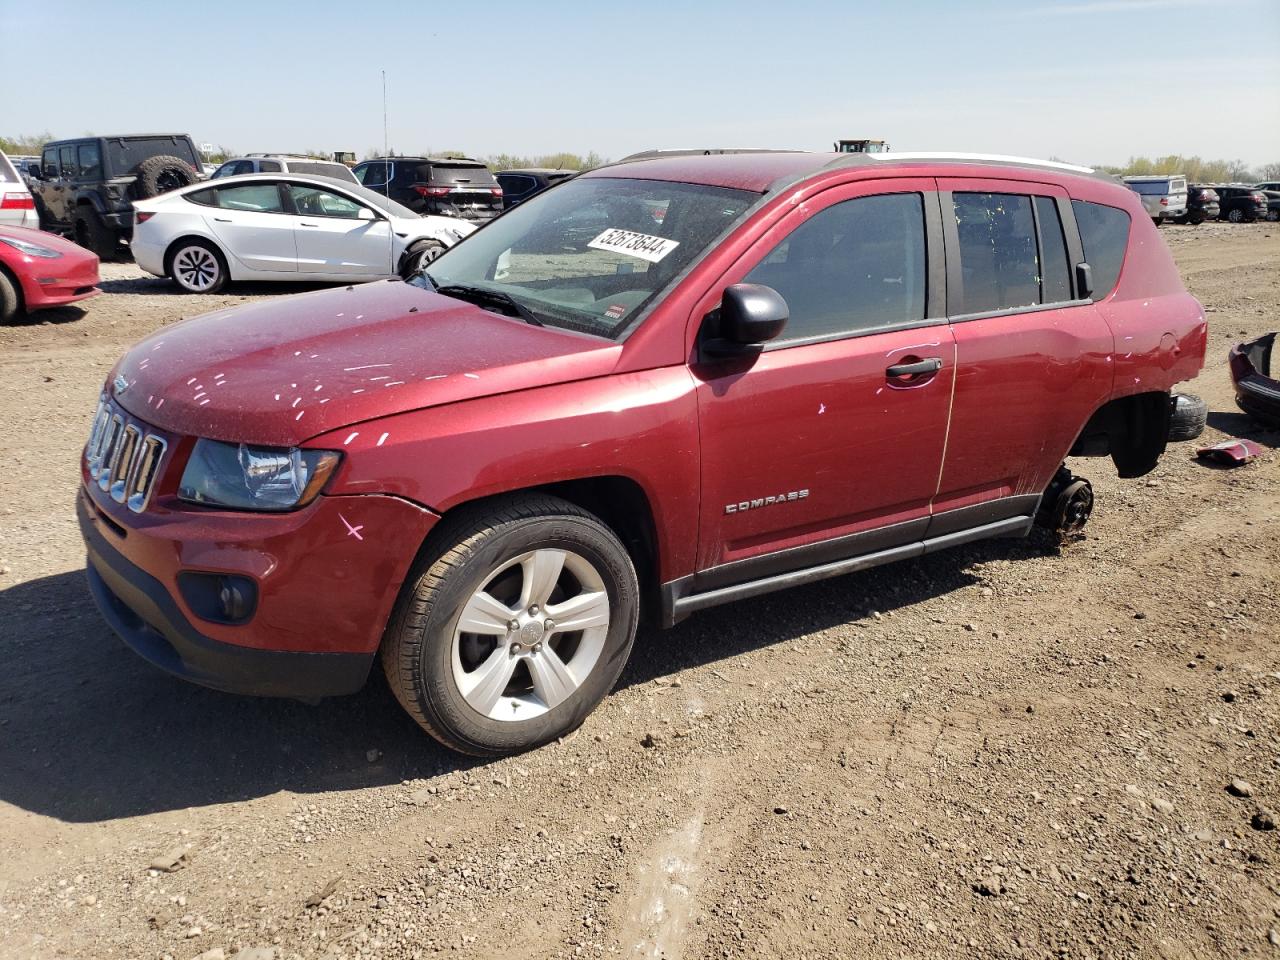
[
  {"x1": 701, "y1": 283, "x2": 789, "y2": 358},
  {"x1": 1075, "y1": 262, "x2": 1094, "y2": 300}
]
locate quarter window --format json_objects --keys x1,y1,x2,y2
[
  {"x1": 1034, "y1": 197, "x2": 1072, "y2": 304},
  {"x1": 1070, "y1": 200, "x2": 1130, "y2": 300},
  {"x1": 742, "y1": 192, "x2": 927, "y2": 343}
]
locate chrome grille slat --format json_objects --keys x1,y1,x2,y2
[{"x1": 84, "y1": 396, "x2": 167, "y2": 513}]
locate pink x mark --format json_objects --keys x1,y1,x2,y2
[{"x1": 339, "y1": 514, "x2": 364, "y2": 541}]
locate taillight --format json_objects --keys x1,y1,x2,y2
[
  {"x1": 1159, "y1": 197, "x2": 1169, "y2": 206},
  {"x1": 0, "y1": 192, "x2": 35, "y2": 210},
  {"x1": 135, "y1": 211, "x2": 156, "y2": 225},
  {"x1": 490, "y1": 187, "x2": 503, "y2": 197},
  {"x1": 413, "y1": 185, "x2": 452, "y2": 198}
]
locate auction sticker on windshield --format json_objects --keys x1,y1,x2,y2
[{"x1": 587, "y1": 229, "x2": 680, "y2": 264}]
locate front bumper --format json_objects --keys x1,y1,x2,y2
[
  {"x1": 81, "y1": 493, "x2": 375, "y2": 697},
  {"x1": 78, "y1": 473, "x2": 439, "y2": 697},
  {"x1": 20, "y1": 253, "x2": 100, "y2": 310}
]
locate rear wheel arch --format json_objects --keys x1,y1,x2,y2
[{"x1": 1068, "y1": 391, "x2": 1172, "y2": 478}]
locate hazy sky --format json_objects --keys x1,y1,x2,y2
[{"x1": 3, "y1": 0, "x2": 1278, "y2": 167}]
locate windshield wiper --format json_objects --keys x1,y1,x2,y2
[{"x1": 435, "y1": 283, "x2": 543, "y2": 327}]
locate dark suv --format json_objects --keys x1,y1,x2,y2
[
  {"x1": 1213, "y1": 184, "x2": 1268, "y2": 223},
  {"x1": 79, "y1": 151, "x2": 1206, "y2": 756},
  {"x1": 1175, "y1": 185, "x2": 1219, "y2": 225},
  {"x1": 495, "y1": 168, "x2": 576, "y2": 208},
  {"x1": 27, "y1": 134, "x2": 202, "y2": 257},
  {"x1": 352, "y1": 156, "x2": 502, "y2": 222}
]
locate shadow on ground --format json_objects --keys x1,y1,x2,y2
[
  {"x1": 0, "y1": 533, "x2": 1051, "y2": 824},
  {"x1": 1206, "y1": 410, "x2": 1279, "y2": 448},
  {"x1": 98, "y1": 275, "x2": 340, "y2": 297}
]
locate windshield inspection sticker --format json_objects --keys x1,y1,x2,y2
[{"x1": 588, "y1": 229, "x2": 680, "y2": 264}]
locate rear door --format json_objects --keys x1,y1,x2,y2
[
  {"x1": 192, "y1": 181, "x2": 298, "y2": 273},
  {"x1": 931, "y1": 180, "x2": 1114, "y2": 525},
  {"x1": 693, "y1": 178, "x2": 956, "y2": 584},
  {"x1": 285, "y1": 181, "x2": 392, "y2": 276}
]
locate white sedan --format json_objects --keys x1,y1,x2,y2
[{"x1": 130, "y1": 173, "x2": 476, "y2": 293}]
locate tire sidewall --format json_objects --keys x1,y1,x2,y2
[
  {"x1": 412, "y1": 515, "x2": 638, "y2": 753},
  {"x1": 402, "y1": 240, "x2": 444, "y2": 279}
]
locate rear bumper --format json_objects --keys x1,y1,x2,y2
[
  {"x1": 130, "y1": 236, "x2": 167, "y2": 277},
  {"x1": 1234, "y1": 374, "x2": 1280, "y2": 428},
  {"x1": 80, "y1": 493, "x2": 375, "y2": 698}
]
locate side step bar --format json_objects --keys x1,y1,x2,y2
[{"x1": 665, "y1": 515, "x2": 1032, "y2": 624}]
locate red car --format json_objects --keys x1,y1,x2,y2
[
  {"x1": 0, "y1": 225, "x2": 100, "y2": 323},
  {"x1": 78, "y1": 151, "x2": 1206, "y2": 755}
]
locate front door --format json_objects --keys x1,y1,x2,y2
[
  {"x1": 692, "y1": 179, "x2": 955, "y2": 588},
  {"x1": 931, "y1": 180, "x2": 1114, "y2": 520},
  {"x1": 286, "y1": 182, "x2": 392, "y2": 276}
]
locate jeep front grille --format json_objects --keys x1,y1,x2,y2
[{"x1": 85, "y1": 398, "x2": 167, "y2": 513}]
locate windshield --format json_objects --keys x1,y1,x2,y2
[{"x1": 414, "y1": 176, "x2": 757, "y2": 338}]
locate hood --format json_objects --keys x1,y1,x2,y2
[{"x1": 110, "y1": 281, "x2": 621, "y2": 446}]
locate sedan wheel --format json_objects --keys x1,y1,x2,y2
[
  {"x1": 382, "y1": 494, "x2": 639, "y2": 756},
  {"x1": 401, "y1": 240, "x2": 445, "y2": 279},
  {"x1": 171, "y1": 242, "x2": 226, "y2": 293}
]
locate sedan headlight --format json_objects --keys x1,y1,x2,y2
[
  {"x1": 0, "y1": 235, "x2": 62, "y2": 259},
  {"x1": 178, "y1": 439, "x2": 341, "y2": 511}
]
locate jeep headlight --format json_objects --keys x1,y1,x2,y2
[{"x1": 178, "y1": 440, "x2": 341, "y2": 511}]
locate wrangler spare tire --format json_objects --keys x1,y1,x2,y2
[
  {"x1": 132, "y1": 155, "x2": 199, "y2": 199},
  {"x1": 1168, "y1": 393, "x2": 1208, "y2": 442}
]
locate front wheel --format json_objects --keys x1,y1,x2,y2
[
  {"x1": 382, "y1": 495, "x2": 639, "y2": 755},
  {"x1": 400, "y1": 240, "x2": 445, "y2": 279},
  {"x1": 1227, "y1": 208, "x2": 1244, "y2": 223}
]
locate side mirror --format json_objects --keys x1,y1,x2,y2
[
  {"x1": 702, "y1": 283, "x2": 789, "y2": 358},
  {"x1": 356, "y1": 207, "x2": 378, "y2": 221},
  {"x1": 1075, "y1": 262, "x2": 1094, "y2": 300}
]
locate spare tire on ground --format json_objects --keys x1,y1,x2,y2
[
  {"x1": 1168, "y1": 393, "x2": 1208, "y2": 441},
  {"x1": 132, "y1": 155, "x2": 199, "y2": 199}
]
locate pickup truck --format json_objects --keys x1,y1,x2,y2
[{"x1": 78, "y1": 150, "x2": 1206, "y2": 756}]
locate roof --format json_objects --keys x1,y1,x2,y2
[
  {"x1": 360, "y1": 156, "x2": 487, "y2": 165},
  {"x1": 583, "y1": 150, "x2": 1117, "y2": 194},
  {"x1": 497, "y1": 168, "x2": 577, "y2": 177}
]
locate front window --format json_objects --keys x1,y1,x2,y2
[
  {"x1": 289, "y1": 184, "x2": 365, "y2": 218},
  {"x1": 415, "y1": 176, "x2": 757, "y2": 339}
]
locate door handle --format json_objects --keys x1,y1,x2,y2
[
  {"x1": 213, "y1": 217, "x2": 232, "y2": 222},
  {"x1": 299, "y1": 222, "x2": 319, "y2": 227},
  {"x1": 886, "y1": 357, "x2": 943, "y2": 378}
]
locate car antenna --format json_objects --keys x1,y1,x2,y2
[{"x1": 382, "y1": 69, "x2": 395, "y2": 278}]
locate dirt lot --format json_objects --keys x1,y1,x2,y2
[{"x1": 0, "y1": 223, "x2": 1278, "y2": 960}]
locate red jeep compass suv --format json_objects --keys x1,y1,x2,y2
[{"x1": 78, "y1": 151, "x2": 1206, "y2": 755}]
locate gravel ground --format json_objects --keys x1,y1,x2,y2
[{"x1": 0, "y1": 222, "x2": 1277, "y2": 960}]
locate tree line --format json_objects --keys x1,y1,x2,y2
[{"x1": 5, "y1": 134, "x2": 1277, "y2": 183}]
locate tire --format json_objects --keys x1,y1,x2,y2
[
  {"x1": 1168, "y1": 393, "x2": 1208, "y2": 442},
  {"x1": 1268, "y1": 210, "x2": 1280, "y2": 222},
  {"x1": 1227, "y1": 208, "x2": 1244, "y2": 223},
  {"x1": 399, "y1": 240, "x2": 446, "y2": 280},
  {"x1": 0, "y1": 268, "x2": 21, "y2": 325},
  {"x1": 74, "y1": 211, "x2": 118, "y2": 259},
  {"x1": 167, "y1": 239, "x2": 227, "y2": 293},
  {"x1": 132, "y1": 155, "x2": 199, "y2": 199},
  {"x1": 381, "y1": 494, "x2": 639, "y2": 756},
  {"x1": 1188, "y1": 214, "x2": 1204, "y2": 226}
]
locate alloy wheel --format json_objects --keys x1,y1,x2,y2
[
  {"x1": 450, "y1": 548, "x2": 611, "y2": 722},
  {"x1": 173, "y1": 246, "x2": 220, "y2": 292}
]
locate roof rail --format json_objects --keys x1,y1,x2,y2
[{"x1": 612, "y1": 148, "x2": 800, "y2": 165}]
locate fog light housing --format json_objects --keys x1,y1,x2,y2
[{"x1": 177, "y1": 572, "x2": 259, "y2": 625}]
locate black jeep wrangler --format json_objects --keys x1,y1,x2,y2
[{"x1": 27, "y1": 134, "x2": 202, "y2": 258}]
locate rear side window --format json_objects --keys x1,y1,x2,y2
[
  {"x1": 59, "y1": 146, "x2": 76, "y2": 176},
  {"x1": 78, "y1": 143, "x2": 102, "y2": 180},
  {"x1": 1070, "y1": 200, "x2": 1130, "y2": 300},
  {"x1": 1034, "y1": 197, "x2": 1072, "y2": 304},
  {"x1": 952, "y1": 193, "x2": 1039, "y2": 314},
  {"x1": 258, "y1": 160, "x2": 282, "y2": 172},
  {"x1": 498, "y1": 174, "x2": 536, "y2": 197},
  {"x1": 286, "y1": 161, "x2": 357, "y2": 183},
  {"x1": 744, "y1": 192, "x2": 927, "y2": 343},
  {"x1": 186, "y1": 183, "x2": 284, "y2": 212}
]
